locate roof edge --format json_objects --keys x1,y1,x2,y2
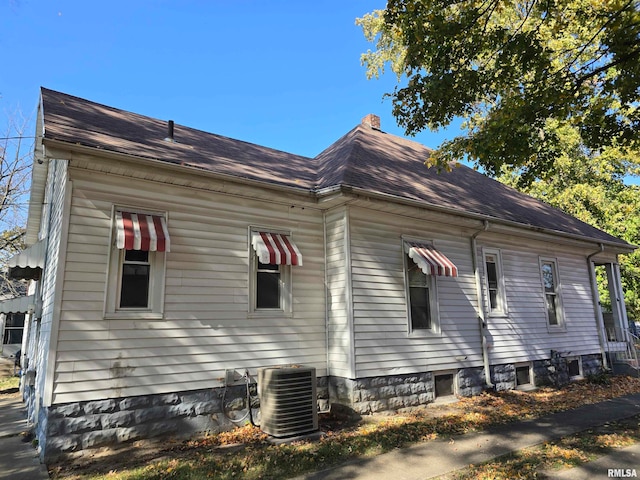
[
  {"x1": 42, "y1": 137, "x2": 318, "y2": 200},
  {"x1": 324, "y1": 185, "x2": 636, "y2": 252}
]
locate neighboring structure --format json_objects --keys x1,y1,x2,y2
[
  {"x1": 0, "y1": 278, "x2": 31, "y2": 357},
  {"x1": 7, "y1": 88, "x2": 636, "y2": 460}
]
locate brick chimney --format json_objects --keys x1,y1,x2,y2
[{"x1": 361, "y1": 114, "x2": 381, "y2": 130}]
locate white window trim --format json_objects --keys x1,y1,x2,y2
[
  {"x1": 402, "y1": 238, "x2": 441, "y2": 337},
  {"x1": 248, "y1": 227, "x2": 293, "y2": 317},
  {"x1": 482, "y1": 247, "x2": 508, "y2": 317},
  {"x1": 539, "y1": 257, "x2": 566, "y2": 332},
  {"x1": 104, "y1": 207, "x2": 167, "y2": 320}
]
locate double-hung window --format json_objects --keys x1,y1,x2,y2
[
  {"x1": 403, "y1": 240, "x2": 458, "y2": 335},
  {"x1": 540, "y1": 257, "x2": 564, "y2": 329},
  {"x1": 250, "y1": 230, "x2": 302, "y2": 314},
  {"x1": 105, "y1": 209, "x2": 170, "y2": 318},
  {"x1": 483, "y1": 248, "x2": 507, "y2": 315}
]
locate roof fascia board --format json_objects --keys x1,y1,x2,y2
[
  {"x1": 42, "y1": 138, "x2": 315, "y2": 200},
  {"x1": 25, "y1": 99, "x2": 48, "y2": 245},
  {"x1": 326, "y1": 185, "x2": 636, "y2": 253}
]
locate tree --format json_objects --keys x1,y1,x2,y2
[
  {"x1": 0, "y1": 108, "x2": 33, "y2": 297},
  {"x1": 358, "y1": 0, "x2": 640, "y2": 183},
  {"x1": 497, "y1": 124, "x2": 640, "y2": 321}
]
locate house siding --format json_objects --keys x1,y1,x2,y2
[
  {"x1": 52, "y1": 168, "x2": 326, "y2": 404},
  {"x1": 22, "y1": 159, "x2": 69, "y2": 456},
  {"x1": 479, "y1": 235, "x2": 601, "y2": 365},
  {"x1": 325, "y1": 207, "x2": 353, "y2": 378},
  {"x1": 348, "y1": 207, "x2": 483, "y2": 379}
]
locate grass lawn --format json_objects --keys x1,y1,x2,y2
[{"x1": 44, "y1": 374, "x2": 640, "y2": 480}]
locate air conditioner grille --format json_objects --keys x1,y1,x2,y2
[{"x1": 258, "y1": 366, "x2": 318, "y2": 438}]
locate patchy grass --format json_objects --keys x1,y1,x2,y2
[
  {"x1": 48, "y1": 375, "x2": 640, "y2": 480},
  {"x1": 441, "y1": 416, "x2": 640, "y2": 479},
  {"x1": 0, "y1": 369, "x2": 19, "y2": 393},
  {"x1": 0, "y1": 358, "x2": 20, "y2": 395}
]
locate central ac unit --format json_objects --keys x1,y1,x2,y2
[{"x1": 258, "y1": 365, "x2": 318, "y2": 438}]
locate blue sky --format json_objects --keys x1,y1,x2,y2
[
  {"x1": 0, "y1": 0, "x2": 461, "y2": 159},
  {"x1": 1, "y1": 0, "x2": 637, "y2": 188}
]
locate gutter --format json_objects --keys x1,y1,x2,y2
[
  {"x1": 587, "y1": 244, "x2": 609, "y2": 370},
  {"x1": 471, "y1": 220, "x2": 493, "y2": 388},
  {"x1": 331, "y1": 185, "x2": 636, "y2": 253}
]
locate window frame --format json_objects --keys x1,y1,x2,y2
[
  {"x1": 566, "y1": 356, "x2": 583, "y2": 379},
  {"x1": 539, "y1": 257, "x2": 565, "y2": 331},
  {"x1": 514, "y1": 362, "x2": 535, "y2": 390},
  {"x1": 482, "y1": 248, "x2": 507, "y2": 316},
  {"x1": 248, "y1": 228, "x2": 293, "y2": 316},
  {"x1": 104, "y1": 207, "x2": 167, "y2": 319},
  {"x1": 403, "y1": 239, "x2": 440, "y2": 336}
]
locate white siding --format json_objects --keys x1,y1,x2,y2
[
  {"x1": 478, "y1": 233, "x2": 601, "y2": 364},
  {"x1": 52, "y1": 169, "x2": 326, "y2": 404},
  {"x1": 29, "y1": 159, "x2": 69, "y2": 410},
  {"x1": 347, "y1": 205, "x2": 602, "y2": 380},
  {"x1": 348, "y1": 207, "x2": 482, "y2": 378},
  {"x1": 325, "y1": 207, "x2": 353, "y2": 378}
]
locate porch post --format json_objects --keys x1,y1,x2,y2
[
  {"x1": 605, "y1": 262, "x2": 630, "y2": 342},
  {"x1": 588, "y1": 259, "x2": 609, "y2": 370}
]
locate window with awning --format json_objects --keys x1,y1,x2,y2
[
  {"x1": 250, "y1": 231, "x2": 301, "y2": 312},
  {"x1": 404, "y1": 241, "x2": 458, "y2": 277},
  {"x1": 106, "y1": 210, "x2": 169, "y2": 316},
  {"x1": 251, "y1": 231, "x2": 302, "y2": 266},
  {"x1": 115, "y1": 211, "x2": 170, "y2": 252}
]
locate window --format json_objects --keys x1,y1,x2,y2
[
  {"x1": 567, "y1": 357, "x2": 582, "y2": 378},
  {"x1": 406, "y1": 254, "x2": 435, "y2": 331},
  {"x1": 407, "y1": 257, "x2": 434, "y2": 330},
  {"x1": 515, "y1": 364, "x2": 533, "y2": 389},
  {"x1": 105, "y1": 209, "x2": 169, "y2": 318},
  {"x1": 540, "y1": 258, "x2": 563, "y2": 328},
  {"x1": 250, "y1": 230, "x2": 302, "y2": 314},
  {"x1": 119, "y1": 250, "x2": 151, "y2": 308},
  {"x1": 403, "y1": 239, "x2": 457, "y2": 335},
  {"x1": 256, "y1": 261, "x2": 281, "y2": 309},
  {"x1": 434, "y1": 373, "x2": 456, "y2": 399},
  {"x1": 483, "y1": 249, "x2": 506, "y2": 315}
]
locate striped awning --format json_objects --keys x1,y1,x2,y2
[
  {"x1": 251, "y1": 232, "x2": 302, "y2": 266},
  {"x1": 115, "y1": 211, "x2": 170, "y2": 252},
  {"x1": 405, "y1": 241, "x2": 458, "y2": 277}
]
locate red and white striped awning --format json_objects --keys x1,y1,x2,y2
[
  {"x1": 251, "y1": 232, "x2": 302, "y2": 266},
  {"x1": 115, "y1": 211, "x2": 170, "y2": 252},
  {"x1": 405, "y1": 241, "x2": 458, "y2": 277}
]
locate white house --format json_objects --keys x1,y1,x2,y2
[{"x1": 7, "y1": 88, "x2": 636, "y2": 461}]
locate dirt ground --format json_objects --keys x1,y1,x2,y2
[{"x1": 0, "y1": 356, "x2": 17, "y2": 379}]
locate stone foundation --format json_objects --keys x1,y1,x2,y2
[
  {"x1": 581, "y1": 354, "x2": 603, "y2": 376},
  {"x1": 37, "y1": 354, "x2": 602, "y2": 461},
  {"x1": 490, "y1": 364, "x2": 516, "y2": 391},
  {"x1": 329, "y1": 354, "x2": 604, "y2": 414}
]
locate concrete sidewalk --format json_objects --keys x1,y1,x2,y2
[
  {"x1": 298, "y1": 393, "x2": 640, "y2": 480},
  {"x1": 0, "y1": 358, "x2": 49, "y2": 480}
]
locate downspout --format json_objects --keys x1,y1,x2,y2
[
  {"x1": 471, "y1": 220, "x2": 493, "y2": 388},
  {"x1": 587, "y1": 243, "x2": 608, "y2": 370},
  {"x1": 323, "y1": 211, "x2": 330, "y2": 378}
]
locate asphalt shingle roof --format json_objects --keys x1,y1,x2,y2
[{"x1": 40, "y1": 87, "x2": 632, "y2": 249}]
